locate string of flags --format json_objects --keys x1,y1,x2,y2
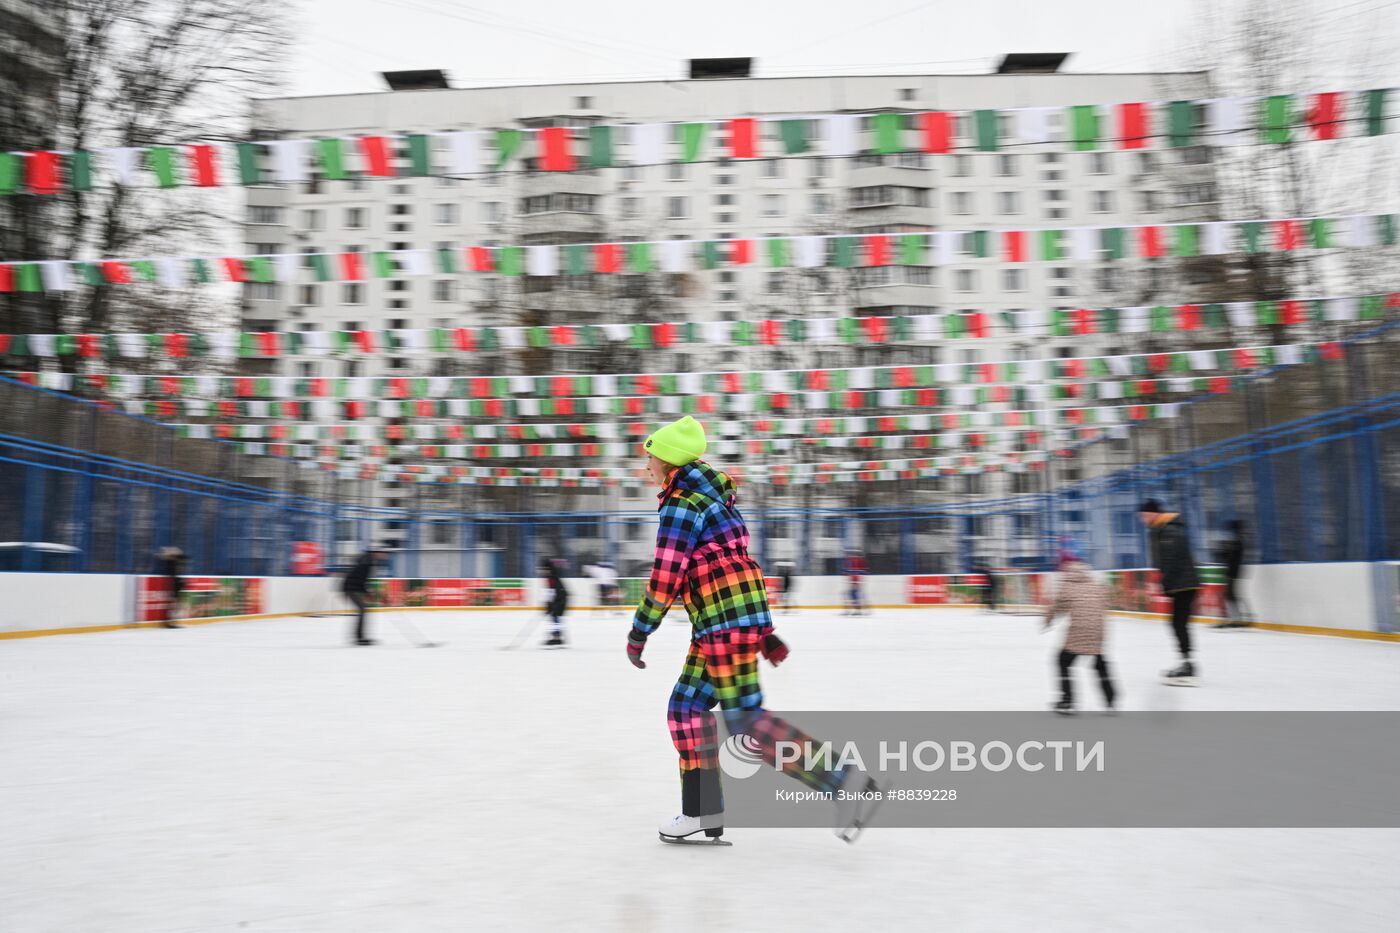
[
  {"x1": 1, "y1": 90, "x2": 1393, "y2": 195},
  {"x1": 0, "y1": 292, "x2": 1392, "y2": 358},
  {"x1": 3, "y1": 215, "x2": 1397, "y2": 291}
]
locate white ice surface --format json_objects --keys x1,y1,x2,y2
[{"x1": 2, "y1": 608, "x2": 1398, "y2": 933}]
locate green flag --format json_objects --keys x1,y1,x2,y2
[
  {"x1": 407, "y1": 134, "x2": 432, "y2": 176},
  {"x1": 147, "y1": 147, "x2": 178, "y2": 188},
  {"x1": 495, "y1": 129, "x2": 524, "y2": 168},
  {"x1": 1167, "y1": 101, "x2": 1197, "y2": 147},
  {"x1": 0, "y1": 152, "x2": 20, "y2": 193},
  {"x1": 969, "y1": 230, "x2": 990, "y2": 259},
  {"x1": 766, "y1": 237, "x2": 789, "y2": 267},
  {"x1": 588, "y1": 126, "x2": 613, "y2": 167},
  {"x1": 679, "y1": 123, "x2": 706, "y2": 162},
  {"x1": 780, "y1": 119, "x2": 809, "y2": 154},
  {"x1": 701, "y1": 241, "x2": 722, "y2": 270},
  {"x1": 371, "y1": 252, "x2": 396, "y2": 278},
  {"x1": 832, "y1": 236, "x2": 858, "y2": 268},
  {"x1": 874, "y1": 113, "x2": 904, "y2": 154},
  {"x1": 69, "y1": 150, "x2": 94, "y2": 191},
  {"x1": 898, "y1": 233, "x2": 925, "y2": 265},
  {"x1": 1365, "y1": 89, "x2": 1388, "y2": 136},
  {"x1": 1039, "y1": 229, "x2": 1062, "y2": 262},
  {"x1": 1069, "y1": 105, "x2": 1100, "y2": 151},
  {"x1": 1174, "y1": 224, "x2": 1199, "y2": 257},
  {"x1": 308, "y1": 254, "x2": 333, "y2": 282},
  {"x1": 564, "y1": 244, "x2": 588, "y2": 276},
  {"x1": 236, "y1": 143, "x2": 261, "y2": 185},
  {"x1": 626, "y1": 242, "x2": 652, "y2": 273},
  {"x1": 973, "y1": 110, "x2": 999, "y2": 151},
  {"x1": 436, "y1": 248, "x2": 457, "y2": 274},
  {"x1": 1261, "y1": 96, "x2": 1292, "y2": 144},
  {"x1": 318, "y1": 138, "x2": 347, "y2": 180},
  {"x1": 1308, "y1": 218, "x2": 1331, "y2": 249},
  {"x1": 1239, "y1": 222, "x2": 1263, "y2": 253},
  {"x1": 1101, "y1": 227, "x2": 1126, "y2": 260}
]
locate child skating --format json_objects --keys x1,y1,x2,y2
[
  {"x1": 625, "y1": 416, "x2": 879, "y2": 846},
  {"x1": 542, "y1": 558, "x2": 569, "y2": 647},
  {"x1": 1042, "y1": 545, "x2": 1117, "y2": 715}
]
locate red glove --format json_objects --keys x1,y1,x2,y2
[
  {"x1": 760, "y1": 633, "x2": 789, "y2": 667},
  {"x1": 627, "y1": 629, "x2": 648, "y2": 669}
]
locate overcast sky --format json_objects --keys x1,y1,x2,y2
[{"x1": 284, "y1": 0, "x2": 1400, "y2": 98}]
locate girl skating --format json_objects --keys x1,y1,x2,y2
[
  {"x1": 625, "y1": 417, "x2": 878, "y2": 845},
  {"x1": 1042, "y1": 546, "x2": 1117, "y2": 715}
]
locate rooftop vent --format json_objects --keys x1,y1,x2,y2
[
  {"x1": 995, "y1": 53, "x2": 1070, "y2": 75},
  {"x1": 381, "y1": 70, "x2": 451, "y2": 91},
  {"x1": 688, "y1": 58, "x2": 753, "y2": 80}
]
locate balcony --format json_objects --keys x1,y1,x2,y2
[{"x1": 519, "y1": 210, "x2": 606, "y2": 238}]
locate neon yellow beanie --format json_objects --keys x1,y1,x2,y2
[{"x1": 643, "y1": 416, "x2": 707, "y2": 466}]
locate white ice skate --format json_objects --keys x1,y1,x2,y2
[
  {"x1": 833, "y1": 768, "x2": 885, "y2": 844},
  {"x1": 658, "y1": 813, "x2": 730, "y2": 846}
]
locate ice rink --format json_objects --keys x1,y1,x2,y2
[{"x1": 3, "y1": 607, "x2": 1398, "y2": 933}]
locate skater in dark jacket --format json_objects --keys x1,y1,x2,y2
[
  {"x1": 157, "y1": 546, "x2": 186, "y2": 629},
  {"x1": 542, "y1": 559, "x2": 569, "y2": 647},
  {"x1": 628, "y1": 417, "x2": 878, "y2": 846},
  {"x1": 343, "y1": 545, "x2": 385, "y2": 646},
  {"x1": 1213, "y1": 520, "x2": 1249, "y2": 629},
  {"x1": 1140, "y1": 500, "x2": 1200, "y2": 685}
]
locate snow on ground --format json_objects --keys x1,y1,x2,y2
[{"x1": 2, "y1": 608, "x2": 1397, "y2": 933}]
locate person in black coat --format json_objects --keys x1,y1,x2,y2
[
  {"x1": 156, "y1": 546, "x2": 186, "y2": 629},
  {"x1": 343, "y1": 545, "x2": 386, "y2": 646},
  {"x1": 542, "y1": 558, "x2": 569, "y2": 648},
  {"x1": 1140, "y1": 499, "x2": 1201, "y2": 685},
  {"x1": 1213, "y1": 520, "x2": 1249, "y2": 629}
]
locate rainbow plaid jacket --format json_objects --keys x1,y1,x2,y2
[{"x1": 632, "y1": 461, "x2": 775, "y2": 639}]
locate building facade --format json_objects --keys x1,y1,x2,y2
[{"x1": 245, "y1": 60, "x2": 1221, "y2": 572}]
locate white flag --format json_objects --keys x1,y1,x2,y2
[
  {"x1": 1326, "y1": 297, "x2": 1358, "y2": 321},
  {"x1": 795, "y1": 236, "x2": 824, "y2": 268},
  {"x1": 1226, "y1": 302, "x2": 1253, "y2": 328},
  {"x1": 1347, "y1": 214, "x2": 1378, "y2": 247},
  {"x1": 105, "y1": 148, "x2": 145, "y2": 185},
  {"x1": 825, "y1": 114, "x2": 860, "y2": 156},
  {"x1": 1121, "y1": 307, "x2": 1149, "y2": 333},
  {"x1": 630, "y1": 123, "x2": 667, "y2": 165},
  {"x1": 1069, "y1": 226, "x2": 1098, "y2": 261},
  {"x1": 118, "y1": 333, "x2": 147, "y2": 359},
  {"x1": 443, "y1": 131, "x2": 482, "y2": 176},
  {"x1": 267, "y1": 139, "x2": 311, "y2": 183},
  {"x1": 660, "y1": 239, "x2": 690, "y2": 273},
  {"x1": 526, "y1": 245, "x2": 558, "y2": 277},
  {"x1": 40, "y1": 261, "x2": 71, "y2": 291},
  {"x1": 1202, "y1": 222, "x2": 1231, "y2": 255},
  {"x1": 1208, "y1": 97, "x2": 1252, "y2": 146},
  {"x1": 398, "y1": 249, "x2": 431, "y2": 276},
  {"x1": 1017, "y1": 107, "x2": 1055, "y2": 144}
]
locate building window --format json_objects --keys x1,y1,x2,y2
[
  {"x1": 343, "y1": 283, "x2": 364, "y2": 304},
  {"x1": 718, "y1": 290, "x2": 737, "y2": 302},
  {"x1": 390, "y1": 203, "x2": 411, "y2": 216},
  {"x1": 246, "y1": 283, "x2": 280, "y2": 300},
  {"x1": 300, "y1": 209, "x2": 323, "y2": 231},
  {"x1": 810, "y1": 158, "x2": 830, "y2": 178},
  {"x1": 390, "y1": 222, "x2": 409, "y2": 233},
  {"x1": 249, "y1": 242, "x2": 278, "y2": 256},
  {"x1": 1051, "y1": 267, "x2": 1070, "y2": 280},
  {"x1": 1138, "y1": 151, "x2": 1158, "y2": 174},
  {"x1": 1088, "y1": 152, "x2": 1111, "y2": 175},
  {"x1": 1002, "y1": 269, "x2": 1024, "y2": 291},
  {"x1": 951, "y1": 192, "x2": 973, "y2": 215},
  {"x1": 715, "y1": 193, "x2": 734, "y2": 206},
  {"x1": 1140, "y1": 190, "x2": 1160, "y2": 212},
  {"x1": 1177, "y1": 183, "x2": 1216, "y2": 205},
  {"x1": 761, "y1": 159, "x2": 783, "y2": 178},
  {"x1": 389, "y1": 280, "x2": 408, "y2": 292},
  {"x1": 622, "y1": 165, "x2": 641, "y2": 182},
  {"x1": 345, "y1": 207, "x2": 366, "y2": 229},
  {"x1": 435, "y1": 203, "x2": 457, "y2": 225},
  {"x1": 667, "y1": 196, "x2": 689, "y2": 219},
  {"x1": 249, "y1": 206, "x2": 282, "y2": 224},
  {"x1": 716, "y1": 212, "x2": 735, "y2": 224},
  {"x1": 1181, "y1": 146, "x2": 1212, "y2": 165},
  {"x1": 1092, "y1": 190, "x2": 1113, "y2": 212},
  {"x1": 1046, "y1": 207, "x2": 1067, "y2": 220},
  {"x1": 667, "y1": 161, "x2": 687, "y2": 181},
  {"x1": 954, "y1": 270, "x2": 976, "y2": 292},
  {"x1": 899, "y1": 88, "x2": 916, "y2": 102},
  {"x1": 298, "y1": 284, "x2": 318, "y2": 306},
  {"x1": 575, "y1": 95, "x2": 592, "y2": 109},
  {"x1": 766, "y1": 272, "x2": 784, "y2": 294},
  {"x1": 996, "y1": 191, "x2": 1020, "y2": 214},
  {"x1": 622, "y1": 197, "x2": 640, "y2": 218},
  {"x1": 1097, "y1": 267, "x2": 1120, "y2": 290},
  {"x1": 1041, "y1": 152, "x2": 1061, "y2": 163},
  {"x1": 810, "y1": 193, "x2": 833, "y2": 214},
  {"x1": 716, "y1": 173, "x2": 735, "y2": 186},
  {"x1": 951, "y1": 155, "x2": 972, "y2": 177},
  {"x1": 298, "y1": 361, "x2": 318, "y2": 378},
  {"x1": 996, "y1": 154, "x2": 1018, "y2": 177},
  {"x1": 761, "y1": 194, "x2": 783, "y2": 217},
  {"x1": 1045, "y1": 189, "x2": 1065, "y2": 202},
  {"x1": 718, "y1": 271, "x2": 735, "y2": 284},
  {"x1": 481, "y1": 201, "x2": 501, "y2": 223},
  {"x1": 433, "y1": 280, "x2": 454, "y2": 301}
]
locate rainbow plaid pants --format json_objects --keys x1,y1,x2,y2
[{"x1": 667, "y1": 628, "x2": 842, "y2": 798}]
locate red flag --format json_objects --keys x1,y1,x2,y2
[
  {"x1": 1233, "y1": 349, "x2": 1256, "y2": 369},
  {"x1": 483, "y1": 399, "x2": 504, "y2": 417},
  {"x1": 218, "y1": 400, "x2": 239, "y2": 417},
  {"x1": 354, "y1": 330, "x2": 375, "y2": 353},
  {"x1": 389, "y1": 377, "x2": 409, "y2": 398},
  {"x1": 978, "y1": 362, "x2": 997, "y2": 384},
  {"x1": 696, "y1": 395, "x2": 716, "y2": 414},
  {"x1": 187, "y1": 145, "x2": 220, "y2": 187},
  {"x1": 1073, "y1": 309, "x2": 1096, "y2": 335},
  {"x1": 1209, "y1": 376, "x2": 1231, "y2": 394},
  {"x1": 893, "y1": 366, "x2": 915, "y2": 388},
  {"x1": 470, "y1": 378, "x2": 490, "y2": 397},
  {"x1": 0, "y1": 266, "x2": 13, "y2": 292},
  {"x1": 1003, "y1": 230, "x2": 1027, "y2": 262},
  {"x1": 759, "y1": 320, "x2": 780, "y2": 345},
  {"x1": 1320, "y1": 341, "x2": 1344, "y2": 361},
  {"x1": 220, "y1": 258, "x2": 248, "y2": 283},
  {"x1": 1308, "y1": 92, "x2": 1342, "y2": 140},
  {"x1": 861, "y1": 315, "x2": 888, "y2": 343},
  {"x1": 1178, "y1": 304, "x2": 1201, "y2": 330},
  {"x1": 1136, "y1": 379, "x2": 1156, "y2": 396},
  {"x1": 257, "y1": 332, "x2": 280, "y2": 356},
  {"x1": 1281, "y1": 300, "x2": 1304, "y2": 324},
  {"x1": 102, "y1": 261, "x2": 133, "y2": 284},
  {"x1": 916, "y1": 388, "x2": 937, "y2": 407},
  {"x1": 469, "y1": 247, "x2": 494, "y2": 272},
  {"x1": 653, "y1": 322, "x2": 674, "y2": 348},
  {"x1": 844, "y1": 390, "x2": 864, "y2": 410},
  {"x1": 920, "y1": 111, "x2": 953, "y2": 154},
  {"x1": 552, "y1": 325, "x2": 576, "y2": 347},
  {"x1": 729, "y1": 239, "x2": 753, "y2": 264},
  {"x1": 1129, "y1": 405, "x2": 1148, "y2": 421},
  {"x1": 309, "y1": 378, "x2": 329, "y2": 397},
  {"x1": 728, "y1": 118, "x2": 757, "y2": 158},
  {"x1": 339, "y1": 252, "x2": 364, "y2": 281},
  {"x1": 720, "y1": 372, "x2": 741, "y2": 393},
  {"x1": 453, "y1": 327, "x2": 475, "y2": 351},
  {"x1": 594, "y1": 243, "x2": 621, "y2": 273},
  {"x1": 539, "y1": 127, "x2": 575, "y2": 172},
  {"x1": 1064, "y1": 358, "x2": 1085, "y2": 379},
  {"x1": 865, "y1": 234, "x2": 891, "y2": 266},
  {"x1": 807, "y1": 370, "x2": 830, "y2": 391},
  {"x1": 360, "y1": 136, "x2": 394, "y2": 177},
  {"x1": 77, "y1": 334, "x2": 99, "y2": 358},
  {"x1": 1117, "y1": 103, "x2": 1149, "y2": 149},
  {"x1": 552, "y1": 376, "x2": 574, "y2": 397},
  {"x1": 1139, "y1": 225, "x2": 1164, "y2": 258},
  {"x1": 27, "y1": 151, "x2": 61, "y2": 194},
  {"x1": 967, "y1": 312, "x2": 988, "y2": 338},
  {"x1": 234, "y1": 377, "x2": 255, "y2": 397},
  {"x1": 1148, "y1": 353, "x2": 1171, "y2": 373},
  {"x1": 624, "y1": 397, "x2": 644, "y2": 416},
  {"x1": 1275, "y1": 220, "x2": 1300, "y2": 251},
  {"x1": 989, "y1": 385, "x2": 1010, "y2": 403}
]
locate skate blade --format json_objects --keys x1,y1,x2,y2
[
  {"x1": 836, "y1": 779, "x2": 888, "y2": 844},
  {"x1": 1163, "y1": 677, "x2": 1199, "y2": 687},
  {"x1": 659, "y1": 833, "x2": 732, "y2": 847}
]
